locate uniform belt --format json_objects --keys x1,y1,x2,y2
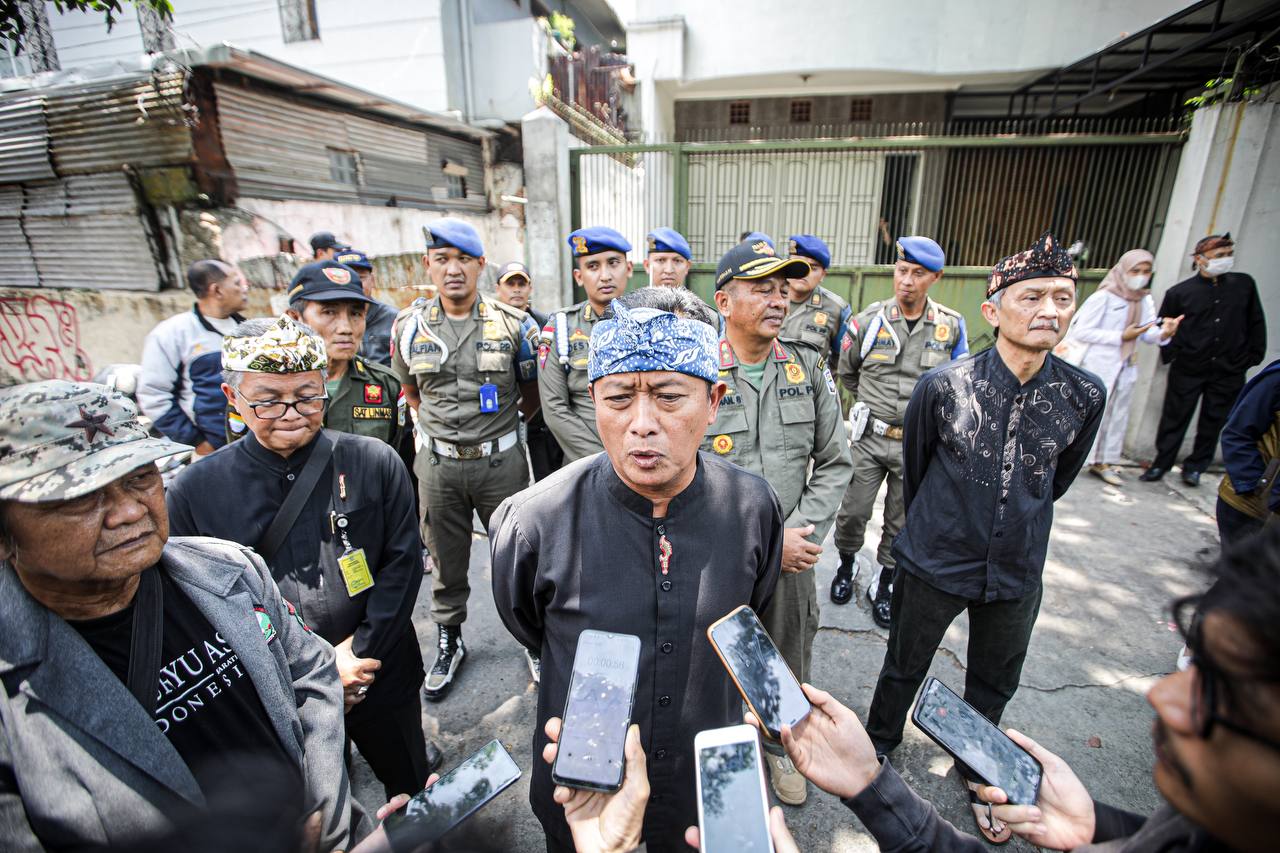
[
  {"x1": 431, "y1": 430, "x2": 520, "y2": 460},
  {"x1": 872, "y1": 418, "x2": 904, "y2": 441}
]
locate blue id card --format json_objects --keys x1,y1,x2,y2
[{"x1": 479, "y1": 383, "x2": 499, "y2": 413}]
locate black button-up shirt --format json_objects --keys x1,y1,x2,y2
[
  {"x1": 166, "y1": 428, "x2": 425, "y2": 711},
  {"x1": 490, "y1": 452, "x2": 783, "y2": 851},
  {"x1": 894, "y1": 348, "x2": 1105, "y2": 601},
  {"x1": 1157, "y1": 271, "x2": 1267, "y2": 375}
]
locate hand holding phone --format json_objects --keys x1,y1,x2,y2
[
  {"x1": 552, "y1": 630, "x2": 642, "y2": 792},
  {"x1": 911, "y1": 678, "x2": 1043, "y2": 804},
  {"x1": 543, "y1": 718, "x2": 649, "y2": 853},
  {"x1": 707, "y1": 606, "x2": 810, "y2": 741}
]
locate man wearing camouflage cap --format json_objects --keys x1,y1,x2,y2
[
  {"x1": 0, "y1": 380, "x2": 357, "y2": 851},
  {"x1": 168, "y1": 315, "x2": 440, "y2": 800}
]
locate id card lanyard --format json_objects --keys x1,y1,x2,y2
[{"x1": 330, "y1": 473, "x2": 374, "y2": 597}]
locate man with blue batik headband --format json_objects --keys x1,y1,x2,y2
[{"x1": 491, "y1": 287, "x2": 785, "y2": 852}]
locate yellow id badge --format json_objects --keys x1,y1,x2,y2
[{"x1": 338, "y1": 548, "x2": 375, "y2": 597}]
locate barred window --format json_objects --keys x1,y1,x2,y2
[
  {"x1": 790, "y1": 100, "x2": 812, "y2": 123},
  {"x1": 728, "y1": 101, "x2": 751, "y2": 125},
  {"x1": 138, "y1": 5, "x2": 174, "y2": 54},
  {"x1": 17, "y1": 0, "x2": 59, "y2": 73},
  {"x1": 279, "y1": 0, "x2": 320, "y2": 43},
  {"x1": 328, "y1": 149, "x2": 359, "y2": 185},
  {"x1": 849, "y1": 97, "x2": 873, "y2": 122}
]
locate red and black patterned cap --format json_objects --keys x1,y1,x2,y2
[
  {"x1": 986, "y1": 231, "x2": 1078, "y2": 298},
  {"x1": 1192, "y1": 232, "x2": 1232, "y2": 256}
]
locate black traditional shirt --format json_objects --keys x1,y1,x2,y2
[
  {"x1": 1157, "y1": 271, "x2": 1266, "y2": 375},
  {"x1": 490, "y1": 452, "x2": 783, "y2": 852},
  {"x1": 166, "y1": 429, "x2": 425, "y2": 712},
  {"x1": 895, "y1": 347, "x2": 1105, "y2": 601}
]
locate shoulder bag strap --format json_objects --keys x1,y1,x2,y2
[
  {"x1": 125, "y1": 567, "x2": 164, "y2": 716},
  {"x1": 256, "y1": 430, "x2": 335, "y2": 563}
]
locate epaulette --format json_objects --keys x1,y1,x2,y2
[
  {"x1": 933, "y1": 302, "x2": 963, "y2": 319},
  {"x1": 821, "y1": 286, "x2": 851, "y2": 310}
]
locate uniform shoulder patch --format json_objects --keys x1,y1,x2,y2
[{"x1": 821, "y1": 287, "x2": 850, "y2": 310}]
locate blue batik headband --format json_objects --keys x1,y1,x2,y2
[{"x1": 588, "y1": 301, "x2": 719, "y2": 384}]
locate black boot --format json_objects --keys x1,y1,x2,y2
[
  {"x1": 830, "y1": 552, "x2": 858, "y2": 605},
  {"x1": 423, "y1": 624, "x2": 465, "y2": 702},
  {"x1": 1138, "y1": 466, "x2": 1166, "y2": 482},
  {"x1": 867, "y1": 567, "x2": 893, "y2": 629}
]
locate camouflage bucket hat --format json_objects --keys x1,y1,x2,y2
[{"x1": 0, "y1": 380, "x2": 191, "y2": 503}]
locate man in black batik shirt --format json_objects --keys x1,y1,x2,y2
[
  {"x1": 865, "y1": 232, "x2": 1104, "y2": 845},
  {"x1": 491, "y1": 288, "x2": 783, "y2": 853}
]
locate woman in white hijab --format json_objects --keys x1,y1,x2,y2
[{"x1": 1062, "y1": 248, "x2": 1181, "y2": 486}]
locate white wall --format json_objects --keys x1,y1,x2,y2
[
  {"x1": 626, "y1": 0, "x2": 1187, "y2": 96},
  {"x1": 46, "y1": 0, "x2": 452, "y2": 112},
  {"x1": 469, "y1": 15, "x2": 543, "y2": 123}
]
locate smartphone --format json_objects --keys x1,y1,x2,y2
[
  {"x1": 695, "y1": 725, "x2": 774, "y2": 853},
  {"x1": 707, "y1": 606, "x2": 810, "y2": 741},
  {"x1": 381, "y1": 739, "x2": 521, "y2": 850},
  {"x1": 911, "y1": 677, "x2": 1043, "y2": 804},
  {"x1": 551, "y1": 629, "x2": 642, "y2": 792}
]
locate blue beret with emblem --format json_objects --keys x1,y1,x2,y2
[
  {"x1": 423, "y1": 219, "x2": 485, "y2": 258},
  {"x1": 588, "y1": 299, "x2": 718, "y2": 384},
  {"x1": 567, "y1": 226, "x2": 632, "y2": 258},
  {"x1": 646, "y1": 227, "x2": 692, "y2": 260},
  {"x1": 896, "y1": 236, "x2": 945, "y2": 272},
  {"x1": 742, "y1": 231, "x2": 775, "y2": 248},
  {"x1": 333, "y1": 249, "x2": 372, "y2": 271},
  {"x1": 788, "y1": 234, "x2": 831, "y2": 269}
]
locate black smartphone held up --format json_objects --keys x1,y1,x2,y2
[
  {"x1": 695, "y1": 724, "x2": 774, "y2": 853},
  {"x1": 381, "y1": 739, "x2": 521, "y2": 851},
  {"x1": 706, "y1": 605, "x2": 810, "y2": 741},
  {"x1": 551, "y1": 629, "x2": 642, "y2": 792},
  {"x1": 911, "y1": 677, "x2": 1043, "y2": 805}
]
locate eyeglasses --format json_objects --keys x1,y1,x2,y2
[
  {"x1": 1187, "y1": 655, "x2": 1280, "y2": 753},
  {"x1": 234, "y1": 389, "x2": 328, "y2": 420}
]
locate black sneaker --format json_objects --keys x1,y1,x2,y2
[
  {"x1": 423, "y1": 624, "x2": 464, "y2": 702},
  {"x1": 1181, "y1": 468, "x2": 1201, "y2": 487},
  {"x1": 866, "y1": 571, "x2": 892, "y2": 629}
]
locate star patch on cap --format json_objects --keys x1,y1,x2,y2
[{"x1": 66, "y1": 405, "x2": 114, "y2": 443}]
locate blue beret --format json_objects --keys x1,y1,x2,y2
[
  {"x1": 788, "y1": 234, "x2": 831, "y2": 269},
  {"x1": 743, "y1": 231, "x2": 775, "y2": 248},
  {"x1": 568, "y1": 226, "x2": 631, "y2": 258},
  {"x1": 423, "y1": 219, "x2": 484, "y2": 258},
  {"x1": 646, "y1": 227, "x2": 692, "y2": 260},
  {"x1": 333, "y1": 249, "x2": 372, "y2": 272},
  {"x1": 896, "y1": 236, "x2": 945, "y2": 272},
  {"x1": 588, "y1": 301, "x2": 719, "y2": 384}
]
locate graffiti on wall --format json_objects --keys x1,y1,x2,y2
[{"x1": 0, "y1": 295, "x2": 93, "y2": 383}]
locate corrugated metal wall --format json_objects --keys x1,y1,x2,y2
[
  {"x1": 0, "y1": 71, "x2": 190, "y2": 290},
  {"x1": 214, "y1": 81, "x2": 486, "y2": 211}
]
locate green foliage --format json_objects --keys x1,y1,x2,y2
[
  {"x1": 1183, "y1": 77, "x2": 1263, "y2": 111},
  {"x1": 542, "y1": 11, "x2": 575, "y2": 50},
  {"x1": 1, "y1": 1, "x2": 173, "y2": 56}
]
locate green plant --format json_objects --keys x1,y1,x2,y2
[
  {"x1": 547, "y1": 11, "x2": 575, "y2": 50},
  {"x1": 2, "y1": 1, "x2": 174, "y2": 56},
  {"x1": 1184, "y1": 76, "x2": 1263, "y2": 111}
]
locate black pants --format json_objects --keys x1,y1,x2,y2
[
  {"x1": 346, "y1": 695, "x2": 429, "y2": 801},
  {"x1": 527, "y1": 424, "x2": 565, "y2": 482},
  {"x1": 1217, "y1": 496, "x2": 1265, "y2": 547},
  {"x1": 866, "y1": 569, "x2": 1043, "y2": 757},
  {"x1": 1153, "y1": 368, "x2": 1246, "y2": 472}
]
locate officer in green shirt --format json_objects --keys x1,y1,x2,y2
[
  {"x1": 391, "y1": 219, "x2": 540, "y2": 700},
  {"x1": 781, "y1": 235, "x2": 853, "y2": 366},
  {"x1": 224, "y1": 261, "x2": 404, "y2": 448},
  {"x1": 830, "y1": 236, "x2": 968, "y2": 629},
  {"x1": 537, "y1": 226, "x2": 633, "y2": 462},
  {"x1": 704, "y1": 238, "x2": 853, "y2": 807}
]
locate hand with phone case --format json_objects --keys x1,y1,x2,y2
[
  {"x1": 707, "y1": 606, "x2": 810, "y2": 741},
  {"x1": 542, "y1": 717, "x2": 650, "y2": 853}
]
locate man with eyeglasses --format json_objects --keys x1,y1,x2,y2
[
  {"x1": 167, "y1": 315, "x2": 441, "y2": 801},
  {"x1": 735, "y1": 525, "x2": 1280, "y2": 853}
]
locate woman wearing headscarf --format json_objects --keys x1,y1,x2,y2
[{"x1": 1063, "y1": 249, "x2": 1180, "y2": 486}]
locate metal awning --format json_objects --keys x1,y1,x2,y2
[{"x1": 955, "y1": 0, "x2": 1280, "y2": 118}]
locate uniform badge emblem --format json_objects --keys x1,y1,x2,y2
[
  {"x1": 785, "y1": 363, "x2": 806, "y2": 385},
  {"x1": 483, "y1": 320, "x2": 503, "y2": 340},
  {"x1": 719, "y1": 339, "x2": 735, "y2": 369},
  {"x1": 935, "y1": 323, "x2": 951, "y2": 342},
  {"x1": 569, "y1": 328, "x2": 590, "y2": 342},
  {"x1": 814, "y1": 311, "x2": 828, "y2": 327},
  {"x1": 811, "y1": 292, "x2": 822, "y2": 306},
  {"x1": 647, "y1": 235, "x2": 657, "y2": 251},
  {"x1": 429, "y1": 306, "x2": 440, "y2": 323},
  {"x1": 572, "y1": 235, "x2": 589, "y2": 255},
  {"x1": 321, "y1": 267, "x2": 352, "y2": 285},
  {"x1": 712, "y1": 434, "x2": 734, "y2": 454},
  {"x1": 363, "y1": 383, "x2": 383, "y2": 404},
  {"x1": 538, "y1": 341, "x2": 550, "y2": 369},
  {"x1": 841, "y1": 332, "x2": 853, "y2": 352},
  {"x1": 254, "y1": 606, "x2": 277, "y2": 644},
  {"x1": 751, "y1": 241, "x2": 775, "y2": 256}
]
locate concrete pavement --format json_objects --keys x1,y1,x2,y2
[{"x1": 349, "y1": 463, "x2": 1223, "y2": 851}]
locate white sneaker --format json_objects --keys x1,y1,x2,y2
[{"x1": 526, "y1": 648, "x2": 541, "y2": 684}]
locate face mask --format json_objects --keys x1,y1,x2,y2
[
  {"x1": 1124, "y1": 273, "x2": 1150, "y2": 290},
  {"x1": 1204, "y1": 256, "x2": 1234, "y2": 276}
]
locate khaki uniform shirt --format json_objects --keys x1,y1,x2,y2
[
  {"x1": 391, "y1": 294, "x2": 539, "y2": 445},
  {"x1": 780, "y1": 286, "x2": 853, "y2": 366},
  {"x1": 702, "y1": 338, "x2": 852, "y2": 542},
  {"x1": 838, "y1": 297, "x2": 968, "y2": 425},
  {"x1": 224, "y1": 355, "x2": 404, "y2": 448},
  {"x1": 536, "y1": 301, "x2": 605, "y2": 461}
]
